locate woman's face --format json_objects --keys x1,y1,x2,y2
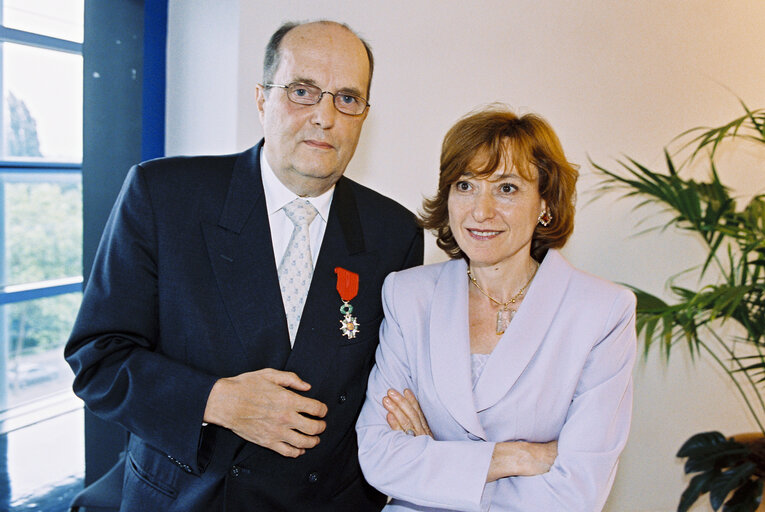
[{"x1": 447, "y1": 149, "x2": 545, "y2": 269}]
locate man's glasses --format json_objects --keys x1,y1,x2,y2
[{"x1": 263, "y1": 82, "x2": 370, "y2": 116}]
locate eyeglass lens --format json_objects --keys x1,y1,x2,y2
[{"x1": 286, "y1": 83, "x2": 367, "y2": 115}]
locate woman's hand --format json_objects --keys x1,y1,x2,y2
[
  {"x1": 382, "y1": 388, "x2": 433, "y2": 437},
  {"x1": 487, "y1": 440, "x2": 558, "y2": 482}
]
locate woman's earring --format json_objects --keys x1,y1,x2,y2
[{"x1": 537, "y1": 209, "x2": 552, "y2": 227}]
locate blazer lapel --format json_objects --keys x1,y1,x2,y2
[
  {"x1": 430, "y1": 259, "x2": 487, "y2": 439},
  {"x1": 201, "y1": 142, "x2": 292, "y2": 373},
  {"x1": 473, "y1": 249, "x2": 573, "y2": 411},
  {"x1": 285, "y1": 177, "x2": 378, "y2": 392}
]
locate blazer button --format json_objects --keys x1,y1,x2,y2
[
  {"x1": 230, "y1": 465, "x2": 240, "y2": 477},
  {"x1": 307, "y1": 471, "x2": 319, "y2": 483},
  {"x1": 337, "y1": 393, "x2": 347, "y2": 404}
]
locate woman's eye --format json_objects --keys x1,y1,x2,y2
[
  {"x1": 455, "y1": 181, "x2": 471, "y2": 191},
  {"x1": 499, "y1": 183, "x2": 516, "y2": 194}
]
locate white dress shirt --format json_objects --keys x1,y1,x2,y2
[{"x1": 260, "y1": 149, "x2": 334, "y2": 270}]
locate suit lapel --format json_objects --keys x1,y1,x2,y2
[
  {"x1": 473, "y1": 249, "x2": 573, "y2": 411},
  {"x1": 201, "y1": 142, "x2": 291, "y2": 372},
  {"x1": 430, "y1": 259, "x2": 487, "y2": 439},
  {"x1": 285, "y1": 177, "x2": 378, "y2": 392}
]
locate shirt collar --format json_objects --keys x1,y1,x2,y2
[{"x1": 260, "y1": 147, "x2": 334, "y2": 222}]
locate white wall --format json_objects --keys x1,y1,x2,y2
[
  {"x1": 165, "y1": 0, "x2": 240, "y2": 155},
  {"x1": 166, "y1": 2, "x2": 765, "y2": 510}
]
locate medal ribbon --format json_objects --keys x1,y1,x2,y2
[{"x1": 335, "y1": 267, "x2": 359, "y2": 302}]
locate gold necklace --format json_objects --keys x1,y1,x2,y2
[{"x1": 467, "y1": 262, "x2": 539, "y2": 335}]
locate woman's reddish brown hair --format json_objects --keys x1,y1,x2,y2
[{"x1": 420, "y1": 105, "x2": 579, "y2": 261}]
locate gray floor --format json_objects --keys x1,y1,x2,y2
[{"x1": 0, "y1": 406, "x2": 84, "y2": 511}]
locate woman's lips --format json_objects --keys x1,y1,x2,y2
[{"x1": 467, "y1": 228, "x2": 502, "y2": 240}]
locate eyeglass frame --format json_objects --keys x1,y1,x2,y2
[{"x1": 261, "y1": 82, "x2": 371, "y2": 116}]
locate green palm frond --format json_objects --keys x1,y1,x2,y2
[
  {"x1": 591, "y1": 154, "x2": 736, "y2": 249},
  {"x1": 593, "y1": 100, "x2": 765, "y2": 435},
  {"x1": 677, "y1": 102, "x2": 765, "y2": 161},
  {"x1": 734, "y1": 355, "x2": 765, "y2": 383}
]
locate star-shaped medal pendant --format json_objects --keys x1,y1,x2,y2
[{"x1": 339, "y1": 302, "x2": 360, "y2": 339}]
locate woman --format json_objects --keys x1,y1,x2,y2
[{"x1": 356, "y1": 106, "x2": 636, "y2": 511}]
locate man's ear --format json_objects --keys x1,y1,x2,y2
[{"x1": 255, "y1": 84, "x2": 267, "y2": 122}]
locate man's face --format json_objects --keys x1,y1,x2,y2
[{"x1": 256, "y1": 23, "x2": 370, "y2": 197}]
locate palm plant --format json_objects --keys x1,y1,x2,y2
[{"x1": 592, "y1": 102, "x2": 765, "y2": 512}]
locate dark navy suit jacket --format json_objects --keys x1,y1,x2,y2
[{"x1": 65, "y1": 141, "x2": 423, "y2": 511}]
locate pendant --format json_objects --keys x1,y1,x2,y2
[
  {"x1": 496, "y1": 308, "x2": 515, "y2": 335},
  {"x1": 339, "y1": 301, "x2": 360, "y2": 339},
  {"x1": 335, "y1": 268, "x2": 361, "y2": 340}
]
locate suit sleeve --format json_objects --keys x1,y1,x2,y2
[
  {"x1": 64, "y1": 165, "x2": 219, "y2": 474},
  {"x1": 495, "y1": 288, "x2": 637, "y2": 511},
  {"x1": 357, "y1": 272, "x2": 495, "y2": 512}
]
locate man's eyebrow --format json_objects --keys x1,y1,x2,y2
[
  {"x1": 336, "y1": 86, "x2": 365, "y2": 97},
  {"x1": 291, "y1": 77, "x2": 319, "y2": 87},
  {"x1": 291, "y1": 77, "x2": 365, "y2": 98}
]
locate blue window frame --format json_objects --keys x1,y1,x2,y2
[
  {"x1": 0, "y1": 2, "x2": 83, "y2": 426},
  {"x1": 0, "y1": 3, "x2": 85, "y2": 508}
]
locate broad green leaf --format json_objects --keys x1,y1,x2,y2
[
  {"x1": 722, "y1": 478, "x2": 763, "y2": 512},
  {"x1": 678, "y1": 471, "x2": 716, "y2": 512},
  {"x1": 710, "y1": 462, "x2": 757, "y2": 510}
]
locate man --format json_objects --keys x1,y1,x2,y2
[{"x1": 65, "y1": 20, "x2": 423, "y2": 511}]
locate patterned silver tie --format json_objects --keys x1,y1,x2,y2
[{"x1": 278, "y1": 199, "x2": 319, "y2": 345}]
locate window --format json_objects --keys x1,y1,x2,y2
[{"x1": 0, "y1": 0, "x2": 84, "y2": 508}]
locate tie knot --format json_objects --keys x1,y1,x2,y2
[{"x1": 283, "y1": 199, "x2": 318, "y2": 227}]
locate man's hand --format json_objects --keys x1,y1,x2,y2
[{"x1": 204, "y1": 368, "x2": 328, "y2": 458}]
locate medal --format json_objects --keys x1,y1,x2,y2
[{"x1": 335, "y1": 267, "x2": 360, "y2": 339}]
